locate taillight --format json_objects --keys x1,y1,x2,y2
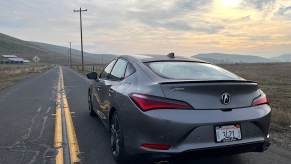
[
  {"x1": 141, "y1": 143, "x2": 171, "y2": 150},
  {"x1": 252, "y1": 91, "x2": 268, "y2": 106},
  {"x1": 130, "y1": 93, "x2": 192, "y2": 111}
]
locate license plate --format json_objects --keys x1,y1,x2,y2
[{"x1": 215, "y1": 124, "x2": 242, "y2": 143}]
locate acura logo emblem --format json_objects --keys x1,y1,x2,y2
[{"x1": 221, "y1": 93, "x2": 231, "y2": 105}]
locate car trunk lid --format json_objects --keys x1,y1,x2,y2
[{"x1": 159, "y1": 80, "x2": 260, "y2": 110}]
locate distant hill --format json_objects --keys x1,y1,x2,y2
[
  {"x1": 2, "y1": 33, "x2": 289, "y2": 65},
  {"x1": 0, "y1": 33, "x2": 116, "y2": 65},
  {"x1": 0, "y1": 33, "x2": 70, "y2": 64},
  {"x1": 30, "y1": 42, "x2": 116, "y2": 64},
  {"x1": 193, "y1": 53, "x2": 278, "y2": 64},
  {"x1": 272, "y1": 54, "x2": 291, "y2": 62}
]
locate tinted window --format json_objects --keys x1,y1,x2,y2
[
  {"x1": 100, "y1": 59, "x2": 116, "y2": 79},
  {"x1": 109, "y1": 59, "x2": 127, "y2": 80},
  {"x1": 147, "y1": 62, "x2": 241, "y2": 80},
  {"x1": 124, "y1": 64, "x2": 135, "y2": 78}
]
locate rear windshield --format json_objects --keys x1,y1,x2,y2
[{"x1": 146, "y1": 61, "x2": 241, "y2": 80}]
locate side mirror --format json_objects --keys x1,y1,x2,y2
[{"x1": 87, "y1": 72, "x2": 98, "y2": 80}]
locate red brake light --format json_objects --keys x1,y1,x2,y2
[
  {"x1": 141, "y1": 143, "x2": 171, "y2": 150},
  {"x1": 130, "y1": 93, "x2": 192, "y2": 111},
  {"x1": 252, "y1": 91, "x2": 268, "y2": 106}
]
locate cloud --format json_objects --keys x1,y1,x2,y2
[
  {"x1": 239, "y1": 0, "x2": 279, "y2": 20},
  {"x1": 194, "y1": 26, "x2": 224, "y2": 34},
  {"x1": 0, "y1": 0, "x2": 291, "y2": 57},
  {"x1": 250, "y1": 36, "x2": 272, "y2": 41},
  {"x1": 245, "y1": 0, "x2": 276, "y2": 10},
  {"x1": 159, "y1": 21, "x2": 194, "y2": 31},
  {"x1": 125, "y1": 0, "x2": 221, "y2": 33},
  {"x1": 172, "y1": 0, "x2": 213, "y2": 12},
  {"x1": 277, "y1": 6, "x2": 291, "y2": 16}
]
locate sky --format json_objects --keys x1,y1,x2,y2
[{"x1": 0, "y1": 0, "x2": 291, "y2": 58}]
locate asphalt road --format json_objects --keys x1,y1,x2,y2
[{"x1": 0, "y1": 67, "x2": 290, "y2": 164}]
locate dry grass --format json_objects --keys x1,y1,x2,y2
[
  {"x1": 221, "y1": 63, "x2": 291, "y2": 126},
  {"x1": 221, "y1": 63, "x2": 291, "y2": 148},
  {"x1": 71, "y1": 64, "x2": 106, "y2": 75},
  {"x1": 0, "y1": 64, "x2": 51, "y2": 89}
]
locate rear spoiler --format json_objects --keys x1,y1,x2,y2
[{"x1": 158, "y1": 80, "x2": 257, "y2": 84}]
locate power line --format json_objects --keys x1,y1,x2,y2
[{"x1": 74, "y1": 7, "x2": 87, "y2": 72}]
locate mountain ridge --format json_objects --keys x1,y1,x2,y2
[
  {"x1": 0, "y1": 33, "x2": 70, "y2": 64},
  {"x1": 193, "y1": 53, "x2": 280, "y2": 64},
  {"x1": 0, "y1": 33, "x2": 115, "y2": 64},
  {"x1": 272, "y1": 54, "x2": 291, "y2": 62},
  {"x1": 29, "y1": 41, "x2": 116, "y2": 64},
  {"x1": 1, "y1": 33, "x2": 290, "y2": 64}
]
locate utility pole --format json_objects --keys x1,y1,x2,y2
[
  {"x1": 74, "y1": 7, "x2": 87, "y2": 72},
  {"x1": 69, "y1": 42, "x2": 72, "y2": 68},
  {"x1": 68, "y1": 50, "x2": 70, "y2": 66}
]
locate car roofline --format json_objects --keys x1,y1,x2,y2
[{"x1": 119, "y1": 54, "x2": 210, "y2": 64}]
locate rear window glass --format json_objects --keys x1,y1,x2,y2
[{"x1": 146, "y1": 62, "x2": 241, "y2": 80}]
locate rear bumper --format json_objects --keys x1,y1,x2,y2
[
  {"x1": 119, "y1": 103, "x2": 271, "y2": 156},
  {"x1": 136, "y1": 140, "x2": 271, "y2": 160},
  {"x1": 180, "y1": 140, "x2": 271, "y2": 155}
]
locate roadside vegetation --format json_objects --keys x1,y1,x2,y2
[
  {"x1": 0, "y1": 64, "x2": 51, "y2": 89},
  {"x1": 72, "y1": 64, "x2": 106, "y2": 75},
  {"x1": 221, "y1": 63, "x2": 291, "y2": 149}
]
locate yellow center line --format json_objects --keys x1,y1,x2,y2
[
  {"x1": 61, "y1": 70, "x2": 81, "y2": 163},
  {"x1": 55, "y1": 73, "x2": 64, "y2": 164},
  {"x1": 54, "y1": 67, "x2": 81, "y2": 164}
]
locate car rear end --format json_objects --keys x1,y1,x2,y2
[{"x1": 120, "y1": 56, "x2": 271, "y2": 158}]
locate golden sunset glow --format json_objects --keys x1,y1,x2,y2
[{"x1": 1, "y1": 0, "x2": 291, "y2": 57}]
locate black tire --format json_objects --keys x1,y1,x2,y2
[
  {"x1": 110, "y1": 112, "x2": 129, "y2": 163},
  {"x1": 88, "y1": 93, "x2": 96, "y2": 116}
]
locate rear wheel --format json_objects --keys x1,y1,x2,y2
[
  {"x1": 110, "y1": 112, "x2": 128, "y2": 163},
  {"x1": 88, "y1": 93, "x2": 96, "y2": 116}
]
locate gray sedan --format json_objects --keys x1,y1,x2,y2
[{"x1": 87, "y1": 53, "x2": 271, "y2": 163}]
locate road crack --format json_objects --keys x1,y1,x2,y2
[{"x1": 0, "y1": 78, "x2": 59, "y2": 164}]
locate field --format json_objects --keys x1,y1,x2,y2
[
  {"x1": 0, "y1": 64, "x2": 51, "y2": 89},
  {"x1": 221, "y1": 63, "x2": 291, "y2": 148},
  {"x1": 71, "y1": 64, "x2": 106, "y2": 75}
]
